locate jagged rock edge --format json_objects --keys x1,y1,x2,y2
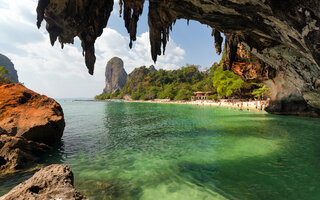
[{"x1": 36, "y1": 0, "x2": 114, "y2": 75}]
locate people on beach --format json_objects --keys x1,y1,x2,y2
[{"x1": 127, "y1": 98, "x2": 268, "y2": 112}]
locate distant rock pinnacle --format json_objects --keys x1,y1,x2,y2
[{"x1": 103, "y1": 57, "x2": 127, "y2": 94}]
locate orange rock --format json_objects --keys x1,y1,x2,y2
[{"x1": 0, "y1": 83, "x2": 65, "y2": 144}]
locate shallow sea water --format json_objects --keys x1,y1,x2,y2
[{"x1": 1, "y1": 101, "x2": 320, "y2": 200}]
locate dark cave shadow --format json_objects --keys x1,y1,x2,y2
[{"x1": 37, "y1": 140, "x2": 65, "y2": 165}]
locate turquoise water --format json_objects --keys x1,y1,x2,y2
[{"x1": 1, "y1": 101, "x2": 320, "y2": 199}]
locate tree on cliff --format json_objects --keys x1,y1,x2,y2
[
  {"x1": 212, "y1": 66, "x2": 244, "y2": 98},
  {"x1": 0, "y1": 66, "x2": 8, "y2": 75},
  {"x1": 120, "y1": 65, "x2": 206, "y2": 100},
  {"x1": 252, "y1": 85, "x2": 271, "y2": 99},
  {"x1": 0, "y1": 66, "x2": 13, "y2": 83}
]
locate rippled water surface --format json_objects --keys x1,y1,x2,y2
[{"x1": 1, "y1": 101, "x2": 320, "y2": 200}]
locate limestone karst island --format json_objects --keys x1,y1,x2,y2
[{"x1": 0, "y1": 1, "x2": 320, "y2": 200}]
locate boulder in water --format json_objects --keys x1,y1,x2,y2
[{"x1": 0, "y1": 83, "x2": 65, "y2": 144}]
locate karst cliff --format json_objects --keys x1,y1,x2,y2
[
  {"x1": 0, "y1": 54, "x2": 19, "y2": 83},
  {"x1": 103, "y1": 57, "x2": 128, "y2": 94},
  {"x1": 36, "y1": 0, "x2": 320, "y2": 116}
]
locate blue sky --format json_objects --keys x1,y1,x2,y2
[
  {"x1": 108, "y1": 1, "x2": 220, "y2": 70},
  {"x1": 0, "y1": 0, "x2": 221, "y2": 98}
]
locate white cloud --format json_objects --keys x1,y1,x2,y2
[
  {"x1": 0, "y1": 0, "x2": 43, "y2": 45},
  {"x1": 0, "y1": 0, "x2": 186, "y2": 98},
  {"x1": 96, "y1": 30, "x2": 185, "y2": 73}
]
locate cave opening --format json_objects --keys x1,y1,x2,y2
[
  {"x1": 111, "y1": 1, "x2": 224, "y2": 71},
  {"x1": 35, "y1": 0, "x2": 320, "y2": 115}
]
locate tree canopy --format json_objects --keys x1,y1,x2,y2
[
  {"x1": 212, "y1": 65, "x2": 244, "y2": 97},
  {"x1": 0, "y1": 66, "x2": 12, "y2": 83},
  {"x1": 119, "y1": 64, "x2": 208, "y2": 100},
  {"x1": 0, "y1": 66, "x2": 8, "y2": 75},
  {"x1": 95, "y1": 44, "x2": 270, "y2": 101}
]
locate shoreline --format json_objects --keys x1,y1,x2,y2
[{"x1": 94, "y1": 99, "x2": 268, "y2": 112}]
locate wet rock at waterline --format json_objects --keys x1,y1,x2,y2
[
  {"x1": 0, "y1": 83, "x2": 65, "y2": 144},
  {"x1": 0, "y1": 135, "x2": 49, "y2": 176},
  {"x1": 0, "y1": 164, "x2": 87, "y2": 200}
]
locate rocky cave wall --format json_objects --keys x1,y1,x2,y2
[{"x1": 36, "y1": 0, "x2": 320, "y2": 116}]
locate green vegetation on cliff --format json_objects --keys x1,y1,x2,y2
[
  {"x1": 0, "y1": 66, "x2": 13, "y2": 83},
  {"x1": 252, "y1": 85, "x2": 271, "y2": 98},
  {"x1": 95, "y1": 62, "x2": 261, "y2": 101},
  {"x1": 95, "y1": 92, "x2": 123, "y2": 100},
  {"x1": 0, "y1": 66, "x2": 8, "y2": 75},
  {"x1": 121, "y1": 65, "x2": 208, "y2": 100},
  {"x1": 212, "y1": 65, "x2": 244, "y2": 97},
  {"x1": 0, "y1": 54, "x2": 19, "y2": 83},
  {"x1": 95, "y1": 46, "x2": 269, "y2": 101}
]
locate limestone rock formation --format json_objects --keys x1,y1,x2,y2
[
  {"x1": 0, "y1": 135, "x2": 49, "y2": 176},
  {"x1": 149, "y1": 65, "x2": 157, "y2": 72},
  {"x1": 103, "y1": 57, "x2": 127, "y2": 94},
  {"x1": 227, "y1": 43, "x2": 320, "y2": 116},
  {"x1": 0, "y1": 54, "x2": 19, "y2": 83},
  {"x1": 36, "y1": 0, "x2": 320, "y2": 116},
  {"x1": 0, "y1": 83, "x2": 65, "y2": 144},
  {"x1": 0, "y1": 164, "x2": 87, "y2": 200},
  {"x1": 227, "y1": 44, "x2": 275, "y2": 82}
]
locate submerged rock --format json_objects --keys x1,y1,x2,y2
[
  {"x1": 0, "y1": 83, "x2": 65, "y2": 144},
  {"x1": 0, "y1": 135, "x2": 49, "y2": 176},
  {"x1": 0, "y1": 164, "x2": 87, "y2": 200},
  {"x1": 0, "y1": 54, "x2": 19, "y2": 83},
  {"x1": 103, "y1": 57, "x2": 127, "y2": 94}
]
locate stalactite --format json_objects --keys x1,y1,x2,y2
[
  {"x1": 148, "y1": 1, "x2": 176, "y2": 63},
  {"x1": 36, "y1": 0, "x2": 113, "y2": 75},
  {"x1": 119, "y1": 0, "x2": 123, "y2": 17},
  {"x1": 36, "y1": 0, "x2": 320, "y2": 79},
  {"x1": 224, "y1": 34, "x2": 241, "y2": 71},
  {"x1": 120, "y1": 0, "x2": 145, "y2": 48},
  {"x1": 36, "y1": 0, "x2": 50, "y2": 28},
  {"x1": 211, "y1": 29, "x2": 223, "y2": 55}
]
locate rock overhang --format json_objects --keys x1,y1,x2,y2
[{"x1": 36, "y1": 0, "x2": 320, "y2": 73}]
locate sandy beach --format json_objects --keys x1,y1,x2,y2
[{"x1": 122, "y1": 99, "x2": 268, "y2": 112}]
